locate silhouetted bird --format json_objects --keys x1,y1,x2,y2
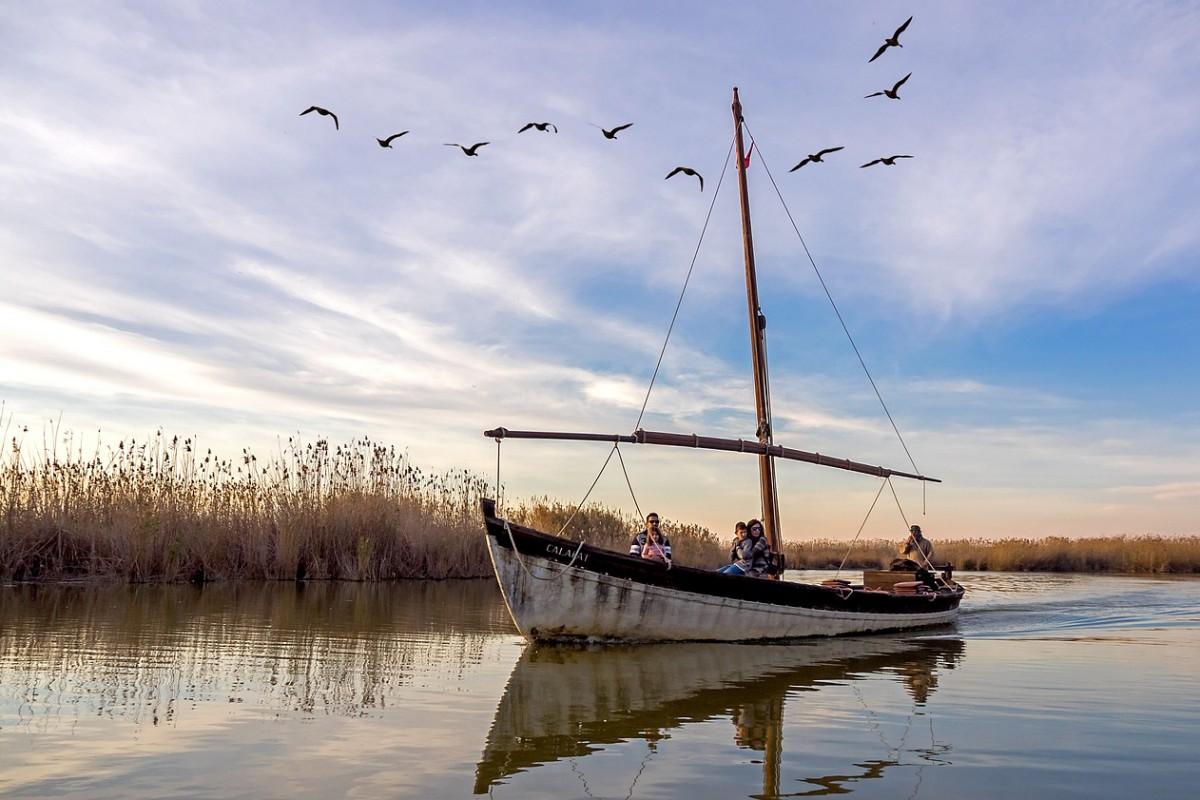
[
  {"x1": 868, "y1": 16, "x2": 913, "y2": 63},
  {"x1": 445, "y1": 142, "x2": 489, "y2": 156},
  {"x1": 665, "y1": 166, "x2": 704, "y2": 191},
  {"x1": 789, "y1": 147, "x2": 844, "y2": 171},
  {"x1": 865, "y1": 72, "x2": 912, "y2": 99},
  {"x1": 600, "y1": 123, "x2": 633, "y2": 139},
  {"x1": 299, "y1": 106, "x2": 339, "y2": 130},
  {"x1": 518, "y1": 122, "x2": 558, "y2": 133},
  {"x1": 860, "y1": 155, "x2": 914, "y2": 168},
  {"x1": 376, "y1": 132, "x2": 409, "y2": 147}
]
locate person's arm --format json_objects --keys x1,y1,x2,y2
[{"x1": 629, "y1": 533, "x2": 642, "y2": 556}]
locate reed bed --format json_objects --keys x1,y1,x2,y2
[
  {"x1": 0, "y1": 432, "x2": 720, "y2": 582},
  {"x1": 784, "y1": 536, "x2": 1200, "y2": 574},
  {"x1": 0, "y1": 433, "x2": 492, "y2": 582},
  {"x1": 2, "y1": 431, "x2": 1197, "y2": 581}
]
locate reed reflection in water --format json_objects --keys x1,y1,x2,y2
[
  {"x1": 1, "y1": 581, "x2": 512, "y2": 723},
  {"x1": 0, "y1": 580, "x2": 519, "y2": 798}
]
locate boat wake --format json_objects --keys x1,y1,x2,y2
[{"x1": 952, "y1": 572, "x2": 1200, "y2": 638}]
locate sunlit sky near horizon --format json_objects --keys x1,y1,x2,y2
[{"x1": 2, "y1": 1, "x2": 1197, "y2": 538}]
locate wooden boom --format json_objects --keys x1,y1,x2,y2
[{"x1": 484, "y1": 427, "x2": 940, "y2": 483}]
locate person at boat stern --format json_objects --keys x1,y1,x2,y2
[
  {"x1": 900, "y1": 525, "x2": 934, "y2": 564},
  {"x1": 631, "y1": 513, "x2": 672, "y2": 563}
]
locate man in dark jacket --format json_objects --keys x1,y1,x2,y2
[{"x1": 629, "y1": 512, "x2": 672, "y2": 561}]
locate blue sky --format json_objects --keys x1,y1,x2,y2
[{"x1": 1, "y1": 1, "x2": 1197, "y2": 537}]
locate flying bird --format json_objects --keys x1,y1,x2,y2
[
  {"x1": 789, "y1": 147, "x2": 845, "y2": 171},
  {"x1": 860, "y1": 155, "x2": 914, "y2": 168},
  {"x1": 444, "y1": 142, "x2": 489, "y2": 156},
  {"x1": 518, "y1": 122, "x2": 558, "y2": 133},
  {"x1": 599, "y1": 123, "x2": 633, "y2": 140},
  {"x1": 865, "y1": 72, "x2": 912, "y2": 100},
  {"x1": 376, "y1": 131, "x2": 409, "y2": 147},
  {"x1": 868, "y1": 16, "x2": 913, "y2": 63},
  {"x1": 299, "y1": 106, "x2": 339, "y2": 129},
  {"x1": 665, "y1": 166, "x2": 704, "y2": 191}
]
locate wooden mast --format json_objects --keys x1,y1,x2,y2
[{"x1": 732, "y1": 87, "x2": 783, "y2": 555}]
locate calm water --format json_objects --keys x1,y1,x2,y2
[{"x1": 1, "y1": 572, "x2": 1197, "y2": 799}]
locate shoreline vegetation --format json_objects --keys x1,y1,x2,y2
[{"x1": 2, "y1": 433, "x2": 1197, "y2": 583}]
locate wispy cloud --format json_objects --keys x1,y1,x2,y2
[{"x1": 1107, "y1": 482, "x2": 1200, "y2": 502}]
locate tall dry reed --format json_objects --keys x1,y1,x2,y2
[
  {"x1": 0, "y1": 432, "x2": 493, "y2": 581},
  {"x1": 784, "y1": 536, "x2": 1200, "y2": 573}
]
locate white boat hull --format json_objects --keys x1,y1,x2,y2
[{"x1": 487, "y1": 533, "x2": 959, "y2": 642}]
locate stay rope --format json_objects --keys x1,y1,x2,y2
[
  {"x1": 614, "y1": 444, "x2": 644, "y2": 521},
  {"x1": 743, "y1": 124, "x2": 926, "y2": 516},
  {"x1": 494, "y1": 133, "x2": 738, "y2": 582},
  {"x1": 633, "y1": 133, "x2": 737, "y2": 431},
  {"x1": 493, "y1": 440, "x2": 613, "y2": 582},
  {"x1": 886, "y1": 476, "x2": 938, "y2": 573},
  {"x1": 834, "y1": 478, "x2": 888, "y2": 579}
]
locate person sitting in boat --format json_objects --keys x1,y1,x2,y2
[
  {"x1": 744, "y1": 519, "x2": 772, "y2": 577},
  {"x1": 892, "y1": 524, "x2": 933, "y2": 569},
  {"x1": 720, "y1": 519, "x2": 771, "y2": 576},
  {"x1": 717, "y1": 521, "x2": 752, "y2": 574},
  {"x1": 630, "y1": 513, "x2": 672, "y2": 562}
]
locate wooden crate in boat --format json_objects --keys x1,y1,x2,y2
[{"x1": 863, "y1": 570, "x2": 919, "y2": 591}]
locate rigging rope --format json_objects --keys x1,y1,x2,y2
[
  {"x1": 554, "y1": 443, "x2": 619, "y2": 537},
  {"x1": 834, "y1": 478, "x2": 888, "y2": 579},
  {"x1": 614, "y1": 444, "x2": 644, "y2": 521},
  {"x1": 886, "y1": 476, "x2": 937, "y2": 571},
  {"x1": 742, "y1": 124, "x2": 924, "y2": 484},
  {"x1": 633, "y1": 133, "x2": 737, "y2": 432},
  {"x1": 494, "y1": 442, "x2": 614, "y2": 583}
]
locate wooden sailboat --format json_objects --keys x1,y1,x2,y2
[{"x1": 480, "y1": 88, "x2": 963, "y2": 642}]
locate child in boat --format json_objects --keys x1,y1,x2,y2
[
  {"x1": 717, "y1": 522, "x2": 751, "y2": 574},
  {"x1": 640, "y1": 526, "x2": 672, "y2": 563}
]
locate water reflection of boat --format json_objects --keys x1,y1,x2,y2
[{"x1": 473, "y1": 636, "x2": 964, "y2": 795}]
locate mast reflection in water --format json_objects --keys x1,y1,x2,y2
[{"x1": 474, "y1": 636, "x2": 963, "y2": 797}]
